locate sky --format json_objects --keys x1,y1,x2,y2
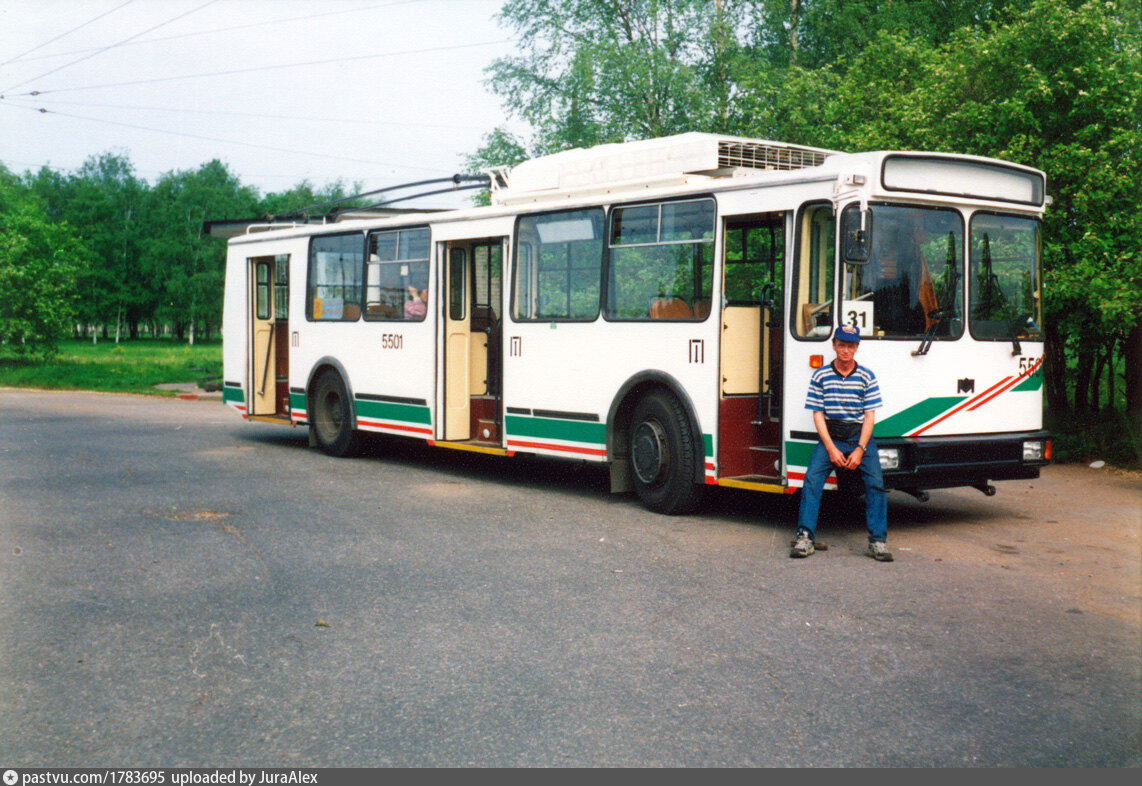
[{"x1": 0, "y1": 0, "x2": 524, "y2": 209}]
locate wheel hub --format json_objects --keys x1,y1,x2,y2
[{"x1": 632, "y1": 420, "x2": 668, "y2": 485}]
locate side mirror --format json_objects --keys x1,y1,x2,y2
[{"x1": 841, "y1": 204, "x2": 873, "y2": 263}]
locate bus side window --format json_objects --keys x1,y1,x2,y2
[
  {"x1": 792, "y1": 204, "x2": 835, "y2": 339},
  {"x1": 365, "y1": 227, "x2": 430, "y2": 322},
  {"x1": 605, "y1": 199, "x2": 714, "y2": 321},
  {"x1": 308, "y1": 233, "x2": 364, "y2": 322},
  {"x1": 512, "y1": 209, "x2": 603, "y2": 321}
]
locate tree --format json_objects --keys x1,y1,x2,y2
[
  {"x1": 65, "y1": 152, "x2": 147, "y2": 340},
  {"x1": 813, "y1": 0, "x2": 1141, "y2": 425},
  {"x1": 484, "y1": 0, "x2": 736, "y2": 154},
  {"x1": 0, "y1": 165, "x2": 87, "y2": 359},
  {"x1": 258, "y1": 179, "x2": 366, "y2": 219},
  {"x1": 462, "y1": 127, "x2": 531, "y2": 205},
  {"x1": 142, "y1": 160, "x2": 259, "y2": 342}
]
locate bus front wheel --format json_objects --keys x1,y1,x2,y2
[
  {"x1": 310, "y1": 370, "x2": 360, "y2": 457},
  {"x1": 629, "y1": 391, "x2": 703, "y2": 515}
]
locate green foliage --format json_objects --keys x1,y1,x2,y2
[
  {"x1": 0, "y1": 167, "x2": 86, "y2": 359},
  {"x1": 487, "y1": 0, "x2": 730, "y2": 151},
  {"x1": 0, "y1": 338, "x2": 221, "y2": 395},
  {"x1": 463, "y1": 127, "x2": 530, "y2": 206}
]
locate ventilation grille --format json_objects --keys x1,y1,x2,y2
[{"x1": 718, "y1": 141, "x2": 830, "y2": 171}]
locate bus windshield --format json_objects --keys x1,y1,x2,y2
[
  {"x1": 842, "y1": 204, "x2": 964, "y2": 340},
  {"x1": 969, "y1": 213, "x2": 1043, "y2": 341}
]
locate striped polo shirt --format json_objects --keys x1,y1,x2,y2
[{"x1": 805, "y1": 362, "x2": 883, "y2": 423}]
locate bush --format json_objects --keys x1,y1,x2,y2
[{"x1": 1047, "y1": 409, "x2": 1141, "y2": 469}]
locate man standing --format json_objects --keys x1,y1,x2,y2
[{"x1": 790, "y1": 325, "x2": 893, "y2": 561}]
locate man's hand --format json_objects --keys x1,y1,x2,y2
[
  {"x1": 843, "y1": 445, "x2": 865, "y2": 470},
  {"x1": 827, "y1": 444, "x2": 848, "y2": 467}
]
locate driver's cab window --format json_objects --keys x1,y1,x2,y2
[
  {"x1": 792, "y1": 204, "x2": 835, "y2": 339},
  {"x1": 842, "y1": 205, "x2": 963, "y2": 339}
]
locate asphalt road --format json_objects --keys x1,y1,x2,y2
[{"x1": 0, "y1": 390, "x2": 1138, "y2": 767}]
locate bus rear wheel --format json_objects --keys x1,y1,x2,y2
[
  {"x1": 629, "y1": 391, "x2": 703, "y2": 514},
  {"x1": 310, "y1": 370, "x2": 360, "y2": 457}
]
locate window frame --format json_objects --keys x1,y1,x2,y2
[
  {"x1": 510, "y1": 206, "x2": 606, "y2": 323},
  {"x1": 790, "y1": 201, "x2": 837, "y2": 342},
  {"x1": 967, "y1": 211, "x2": 1044, "y2": 343},
  {"x1": 602, "y1": 195, "x2": 716, "y2": 323},
  {"x1": 364, "y1": 225, "x2": 431, "y2": 323},
  {"x1": 306, "y1": 231, "x2": 366, "y2": 322}
]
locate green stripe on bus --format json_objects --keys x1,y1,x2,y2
[
  {"x1": 1012, "y1": 375, "x2": 1043, "y2": 392},
  {"x1": 355, "y1": 398, "x2": 432, "y2": 425},
  {"x1": 785, "y1": 439, "x2": 816, "y2": 467},
  {"x1": 505, "y1": 414, "x2": 606, "y2": 445},
  {"x1": 289, "y1": 391, "x2": 306, "y2": 409},
  {"x1": 874, "y1": 396, "x2": 964, "y2": 438},
  {"x1": 223, "y1": 385, "x2": 245, "y2": 404}
]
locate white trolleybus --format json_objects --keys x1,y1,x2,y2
[{"x1": 220, "y1": 133, "x2": 1051, "y2": 514}]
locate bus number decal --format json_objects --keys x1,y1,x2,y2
[
  {"x1": 1018, "y1": 356, "x2": 1042, "y2": 376},
  {"x1": 381, "y1": 333, "x2": 403, "y2": 350},
  {"x1": 842, "y1": 301, "x2": 873, "y2": 332}
]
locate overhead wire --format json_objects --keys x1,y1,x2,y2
[
  {"x1": 3, "y1": 101, "x2": 454, "y2": 174},
  {"x1": 0, "y1": 95, "x2": 491, "y2": 131},
  {"x1": 1, "y1": 1, "x2": 509, "y2": 199},
  {"x1": 0, "y1": 0, "x2": 137, "y2": 67},
  {"x1": 2, "y1": 0, "x2": 222, "y2": 94},
  {"x1": 4, "y1": 0, "x2": 427, "y2": 65},
  {"x1": 3, "y1": 39, "x2": 510, "y2": 97}
]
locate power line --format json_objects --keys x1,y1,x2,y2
[
  {"x1": 0, "y1": 95, "x2": 490, "y2": 132},
  {"x1": 3, "y1": 39, "x2": 509, "y2": 98},
  {"x1": 4, "y1": 0, "x2": 428, "y2": 65},
  {"x1": 0, "y1": 156, "x2": 423, "y2": 189},
  {"x1": 4, "y1": 102, "x2": 456, "y2": 174},
  {"x1": 2, "y1": 0, "x2": 222, "y2": 94},
  {"x1": 0, "y1": 0, "x2": 137, "y2": 67}
]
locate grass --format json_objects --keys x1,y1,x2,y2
[{"x1": 0, "y1": 338, "x2": 222, "y2": 396}]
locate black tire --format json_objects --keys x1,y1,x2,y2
[
  {"x1": 628, "y1": 390, "x2": 704, "y2": 514},
  {"x1": 310, "y1": 370, "x2": 360, "y2": 457}
]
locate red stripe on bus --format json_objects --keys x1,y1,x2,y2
[
  {"x1": 358, "y1": 419, "x2": 433, "y2": 436},
  {"x1": 505, "y1": 439, "x2": 607, "y2": 458},
  {"x1": 909, "y1": 375, "x2": 1014, "y2": 436},
  {"x1": 967, "y1": 358, "x2": 1041, "y2": 412}
]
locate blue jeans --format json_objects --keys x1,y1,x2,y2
[{"x1": 797, "y1": 436, "x2": 888, "y2": 542}]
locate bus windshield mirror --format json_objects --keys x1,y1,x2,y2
[{"x1": 841, "y1": 205, "x2": 873, "y2": 263}]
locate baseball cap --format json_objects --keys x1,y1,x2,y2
[{"x1": 834, "y1": 324, "x2": 861, "y2": 343}]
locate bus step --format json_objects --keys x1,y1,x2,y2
[{"x1": 718, "y1": 475, "x2": 784, "y2": 492}]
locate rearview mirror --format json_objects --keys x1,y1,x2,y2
[{"x1": 841, "y1": 205, "x2": 873, "y2": 263}]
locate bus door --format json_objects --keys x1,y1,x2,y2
[
  {"x1": 248, "y1": 255, "x2": 290, "y2": 418},
  {"x1": 442, "y1": 238, "x2": 505, "y2": 442},
  {"x1": 718, "y1": 213, "x2": 786, "y2": 479}
]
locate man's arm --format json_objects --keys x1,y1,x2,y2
[
  {"x1": 845, "y1": 410, "x2": 876, "y2": 470},
  {"x1": 814, "y1": 411, "x2": 848, "y2": 468}
]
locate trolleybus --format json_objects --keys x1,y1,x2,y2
[{"x1": 220, "y1": 133, "x2": 1051, "y2": 513}]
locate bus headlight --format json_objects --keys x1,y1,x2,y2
[
  {"x1": 878, "y1": 448, "x2": 900, "y2": 470},
  {"x1": 1023, "y1": 440, "x2": 1045, "y2": 461}
]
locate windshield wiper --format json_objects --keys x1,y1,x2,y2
[{"x1": 912, "y1": 306, "x2": 954, "y2": 356}]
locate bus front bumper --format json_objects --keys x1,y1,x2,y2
[{"x1": 876, "y1": 431, "x2": 1052, "y2": 493}]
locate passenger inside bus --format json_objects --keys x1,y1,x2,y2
[{"x1": 404, "y1": 285, "x2": 428, "y2": 319}]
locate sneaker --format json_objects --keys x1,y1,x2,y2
[
  {"x1": 790, "y1": 532, "x2": 815, "y2": 558},
  {"x1": 866, "y1": 541, "x2": 894, "y2": 562}
]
